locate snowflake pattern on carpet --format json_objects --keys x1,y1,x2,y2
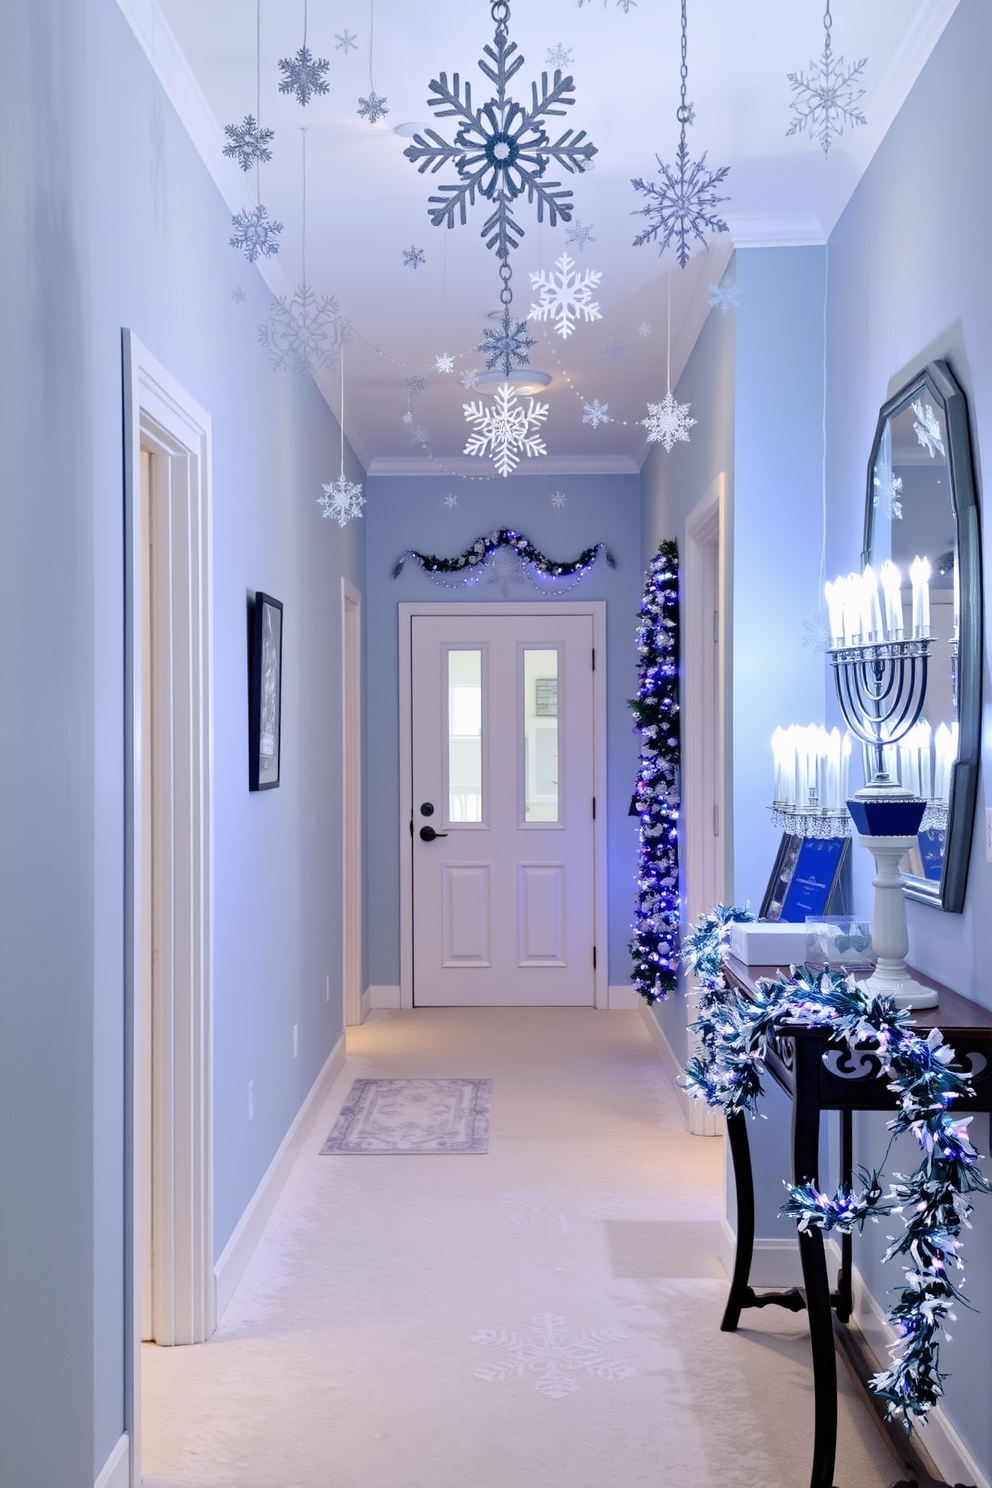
[
  {"x1": 231, "y1": 286, "x2": 247, "y2": 304},
  {"x1": 403, "y1": 25, "x2": 597, "y2": 258},
  {"x1": 435, "y1": 352, "x2": 455, "y2": 373},
  {"x1": 478, "y1": 307, "x2": 536, "y2": 376},
  {"x1": 708, "y1": 273, "x2": 741, "y2": 314},
  {"x1": 642, "y1": 390, "x2": 695, "y2": 451},
  {"x1": 357, "y1": 89, "x2": 389, "y2": 123},
  {"x1": 787, "y1": 31, "x2": 866, "y2": 155},
  {"x1": 912, "y1": 399, "x2": 945, "y2": 458},
  {"x1": 444, "y1": 493, "x2": 458, "y2": 508},
  {"x1": 230, "y1": 204, "x2": 282, "y2": 262},
  {"x1": 258, "y1": 286, "x2": 347, "y2": 374},
  {"x1": 582, "y1": 399, "x2": 610, "y2": 427},
  {"x1": 403, "y1": 245, "x2": 426, "y2": 269},
  {"x1": 223, "y1": 114, "x2": 274, "y2": 172},
  {"x1": 546, "y1": 43, "x2": 574, "y2": 70},
  {"x1": 335, "y1": 29, "x2": 358, "y2": 54},
  {"x1": 473, "y1": 1314, "x2": 636, "y2": 1398},
  {"x1": 566, "y1": 218, "x2": 595, "y2": 251},
  {"x1": 278, "y1": 46, "x2": 330, "y2": 106},
  {"x1": 873, "y1": 459, "x2": 904, "y2": 520},
  {"x1": 632, "y1": 139, "x2": 730, "y2": 268},
  {"x1": 603, "y1": 339, "x2": 626, "y2": 363},
  {"x1": 528, "y1": 253, "x2": 602, "y2": 339},
  {"x1": 499, "y1": 1188, "x2": 623, "y2": 1234},
  {"x1": 551, "y1": 490, "x2": 567, "y2": 508},
  {"x1": 638, "y1": 321, "x2": 651, "y2": 337},
  {"x1": 463, "y1": 382, "x2": 549, "y2": 477},
  {"x1": 406, "y1": 373, "x2": 427, "y2": 396},
  {"x1": 319, "y1": 476, "x2": 365, "y2": 526},
  {"x1": 461, "y1": 367, "x2": 482, "y2": 389}
]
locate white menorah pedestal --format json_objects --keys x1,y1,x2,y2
[{"x1": 856, "y1": 829, "x2": 937, "y2": 1009}]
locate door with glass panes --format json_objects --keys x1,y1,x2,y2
[{"x1": 411, "y1": 613, "x2": 595, "y2": 1005}]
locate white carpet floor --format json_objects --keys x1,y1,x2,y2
[{"x1": 142, "y1": 1007, "x2": 897, "y2": 1487}]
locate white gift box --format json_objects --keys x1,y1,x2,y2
[{"x1": 727, "y1": 920, "x2": 807, "y2": 967}]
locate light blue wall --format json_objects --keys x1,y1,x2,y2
[
  {"x1": 0, "y1": 2, "x2": 364, "y2": 1481},
  {"x1": 363, "y1": 473, "x2": 642, "y2": 988}
]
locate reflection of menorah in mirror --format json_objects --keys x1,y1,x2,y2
[{"x1": 829, "y1": 638, "x2": 932, "y2": 787}]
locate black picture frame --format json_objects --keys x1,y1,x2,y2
[
  {"x1": 249, "y1": 591, "x2": 283, "y2": 791},
  {"x1": 760, "y1": 834, "x2": 850, "y2": 922}
]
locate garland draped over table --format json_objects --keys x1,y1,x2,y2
[
  {"x1": 683, "y1": 905, "x2": 991, "y2": 1426},
  {"x1": 628, "y1": 540, "x2": 681, "y2": 1003},
  {"x1": 392, "y1": 528, "x2": 615, "y2": 587}
]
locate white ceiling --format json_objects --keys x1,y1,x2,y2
[{"x1": 127, "y1": 0, "x2": 958, "y2": 474}]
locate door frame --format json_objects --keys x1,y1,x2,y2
[
  {"x1": 341, "y1": 579, "x2": 363, "y2": 1026},
  {"x1": 398, "y1": 601, "x2": 608, "y2": 1010},
  {"x1": 123, "y1": 331, "x2": 215, "y2": 1481}
]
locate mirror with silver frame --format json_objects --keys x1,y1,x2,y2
[{"x1": 863, "y1": 360, "x2": 982, "y2": 911}]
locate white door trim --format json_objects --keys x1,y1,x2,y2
[
  {"x1": 124, "y1": 331, "x2": 215, "y2": 1481},
  {"x1": 398, "y1": 601, "x2": 608, "y2": 1011},
  {"x1": 341, "y1": 579, "x2": 363, "y2": 1026}
]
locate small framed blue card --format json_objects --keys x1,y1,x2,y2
[{"x1": 760, "y1": 834, "x2": 850, "y2": 922}]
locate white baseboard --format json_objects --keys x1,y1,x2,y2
[
  {"x1": 607, "y1": 983, "x2": 641, "y2": 1010},
  {"x1": 360, "y1": 985, "x2": 372, "y2": 1021},
  {"x1": 368, "y1": 984, "x2": 401, "y2": 1009},
  {"x1": 214, "y1": 1032, "x2": 346, "y2": 1321},
  {"x1": 94, "y1": 1433, "x2": 129, "y2": 1488},
  {"x1": 719, "y1": 1218, "x2": 804, "y2": 1286},
  {"x1": 638, "y1": 1003, "x2": 722, "y2": 1135}
]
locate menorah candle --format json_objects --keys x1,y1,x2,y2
[
  {"x1": 824, "y1": 580, "x2": 844, "y2": 645},
  {"x1": 862, "y1": 565, "x2": 884, "y2": 641},
  {"x1": 910, "y1": 555, "x2": 931, "y2": 636},
  {"x1": 843, "y1": 572, "x2": 863, "y2": 644},
  {"x1": 879, "y1": 559, "x2": 903, "y2": 637},
  {"x1": 933, "y1": 721, "x2": 958, "y2": 801}
]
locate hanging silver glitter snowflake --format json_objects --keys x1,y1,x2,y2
[
  {"x1": 546, "y1": 44, "x2": 573, "y2": 69},
  {"x1": 319, "y1": 476, "x2": 365, "y2": 526},
  {"x1": 566, "y1": 219, "x2": 595, "y2": 251},
  {"x1": 230, "y1": 204, "x2": 283, "y2": 262},
  {"x1": 642, "y1": 391, "x2": 695, "y2": 451},
  {"x1": 528, "y1": 253, "x2": 602, "y2": 339},
  {"x1": 444, "y1": 493, "x2": 458, "y2": 508},
  {"x1": 478, "y1": 308, "x2": 536, "y2": 376},
  {"x1": 223, "y1": 115, "x2": 274, "y2": 172},
  {"x1": 435, "y1": 353, "x2": 455, "y2": 374},
  {"x1": 463, "y1": 383, "x2": 549, "y2": 477},
  {"x1": 403, "y1": 245, "x2": 426, "y2": 268},
  {"x1": 404, "y1": 20, "x2": 597, "y2": 258},
  {"x1": 603, "y1": 339, "x2": 626, "y2": 363},
  {"x1": 787, "y1": 19, "x2": 866, "y2": 155},
  {"x1": 582, "y1": 399, "x2": 609, "y2": 427},
  {"x1": 708, "y1": 273, "x2": 741, "y2": 313},
  {"x1": 873, "y1": 459, "x2": 904, "y2": 520},
  {"x1": 357, "y1": 90, "x2": 389, "y2": 123},
  {"x1": 551, "y1": 490, "x2": 567, "y2": 507},
  {"x1": 632, "y1": 139, "x2": 730, "y2": 268},
  {"x1": 912, "y1": 399, "x2": 945, "y2": 458},
  {"x1": 335, "y1": 30, "x2": 358, "y2": 54},
  {"x1": 278, "y1": 46, "x2": 331, "y2": 106},
  {"x1": 406, "y1": 374, "x2": 426, "y2": 395},
  {"x1": 259, "y1": 286, "x2": 347, "y2": 375}
]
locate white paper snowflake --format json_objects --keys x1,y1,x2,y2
[
  {"x1": 873, "y1": 460, "x2": 904, "y2": 520},
  {"x1": 357, "y1": 90, "x2": 389, "y2": 123},
  {"x1": 461, "y1": 367, "x2": 482, "y2": 389},
  {"x1": 319, "y1": 476, "x2": 365, "y2": 526},
  {"x1": 787, "y1": 31, "x2": 866, "y2": 155},
  {"x1": 401, "y1": 411, "x2": 413, "y2": 426},
  {"x1": 406, "y1": 374, "x2": 426, "y2": 396},
  {"x1": 566, "y1": 219, "x2": 595, "y2": 251},
  {"x1": 410, "y1": 424, "x2": 429, "y2": 445},
  {"x1": 231, "y1": 286, "x2": 247, "y2": 304},
  {"x1": 403, "y1": 245, "x2": 426, "y2": 269},
  {"x1": 546, "y1": 43, "x2": 574, "y2": 69},
  {"x1": 444, "y1": 493, "x2": 458, "y2": 508},
  {"x1": 642, "y1": 390, "x2": 695, "y2": 451},
  {"x1": 632, "y1": 139, "x2": 730, "y2": 268},
  {"x1": 478, "y1": 308, "x2": 536, "y2": 376},
  {"x1": 604, "y1": 340, "x2": 626, "y2": 363},
  {"x1": 912, "y1": 399, "x2": 945, "y2": 458},
  {"x1": 335, "y1": 30, "x2": 358, "y2": 54},
  {"x1": 230, "y1": 204, "x2": 283, "y2": 262},
  {"x1": 638, "y1": 322, "x2": 651, "y2": 337},
  {"x1": 223, "y1": 115, "x2": 274, "y2": 172},
  {"x1": 708, "y1": 273, "x2": 741, "y2": 313},
  {"x1": 473, "y1": 1314, "x2": 636, "y2": 1399},
  {"x1": 278, "y1": 46, "x2": 330, "y2": 106},
  {"x1": 435, "y1": 353, "x2": 455, "y2": 374},
  {"x1": 582, "y1": 399, "x2": 610, "y2": 427},
  {"x1": 463, "y1": 382, "x2": 549, "y2": 477},
  {"x1": 528, "y1": 253, "x2": 602, "y2": 339},
  {"x1": 551, "y1": 491, "x2": 567, "y2": 508},
  {"x1": 259, "y1": 286, "x2": 347, "y2": 375}
]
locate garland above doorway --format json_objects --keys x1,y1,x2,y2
[{"x1": 392, "y1": 528, "x2": 616, "y2": 593}]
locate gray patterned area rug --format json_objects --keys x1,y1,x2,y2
[{"x1": 321, "y1": 1078, "x2": 491, "y2": 1155}]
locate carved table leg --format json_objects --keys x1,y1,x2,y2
[
  {"x1": 793, "y1": 1046, "x2": 838, "y2": 1488},
  {"x1": 721, "y1": 1110, "x2": 806, "y2": 1332}
]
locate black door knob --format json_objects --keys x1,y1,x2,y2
[{"x1": 419, "y1": 825, "x2": 449, "y2": 842}]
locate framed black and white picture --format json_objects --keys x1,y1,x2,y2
[{"x1": 249, "y1": 591, "x2": 283, "y2": 791}]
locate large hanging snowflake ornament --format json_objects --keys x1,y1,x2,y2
[
  {"x1": 259, "y1": 286, "x2": 348, "y2": 375},
  {"x1": 319, "y1": 476, "x2": 365, "y2": 526},
  {"x1": 528, "y1": 253, "x2": 601, "y2": 338},
  {"x1": 230, "y1": 204, "x2": 283, "y2": 262},
  {"x1": 223, "y1": 115, "x2": 274, "y2": 172},
  {"x1": 403, "y1": 21, "x2": 597, "y2": 258},
  {"x1": 478, "y1": 307, "x2": 536, "y2": 375},
  {"x1": 632, "y1": 139, "x2": 730, "y2": 268},
  {"x1": 463, "y1": 382, "x2": 549, "y2": 477},
  {"x1": 357, "y1": 89, "x2": 389, "y2": 123},
  {"x1": 278, "y1": 46, "x2": 330, "y2": 106},
  {"x1": 787, "y1": 21, "x2": 866, "y2": 155},
  {"x1": 642, "y1": 390, "x2": 695, "y2": 451},
  {"x1": 912, "y1": 399, "x2": 945, "y2": 458}
]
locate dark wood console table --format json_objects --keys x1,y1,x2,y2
[{"x1": 721, "y1": 955, "x2": 992, "y2": 1488}]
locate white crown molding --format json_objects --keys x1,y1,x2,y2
[
  {"x1": 366, "y1": 454, "x2": 640, "y2": 477},
  {"x1": 728, "y1": 210, "x2": 826, "y2": 248}
]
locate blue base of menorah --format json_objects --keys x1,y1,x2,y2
[{"x1": 846, "y1": 795, "x2": 927, "y2": 837}]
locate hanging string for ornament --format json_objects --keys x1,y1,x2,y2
[
  {"x1": 434, "y1": 234, "x2": 455, "y2": 374},
  {"x1": 279, "y1": 0, "x2": 330, "y2": 106},
  {"x1": 357, "y1": 0, "x2": 389, "y2": 122},
  {"x1": 641, "y1": 272, "x2": 695, "y2": 451},
  {"x1": 229, "y1": 0, "x2": 283, "y2": 262},
  {"x1": 786, "y1": 1, "x2": 867, "y2": 155},
  {"x1": 631, "y1": 0, "x2": 729, "y2": 268},
  {"x1": 319, "y1": 345, "x2": 365, "y2": 525}
]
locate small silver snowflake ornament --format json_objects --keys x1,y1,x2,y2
[
  {"x1": 410, "y1": 423, "x2": 429, "y2": 445},
  {"x1": 642, "y1": 390, "x2": 695, "y2": 451},
  {"x1": 478, "y1": 308, "x2": 536, "y2": 377},
  {"x1": 463, "y1": 382, "x2": 549, "y2": 477},
  {"x1": 259, "y1": 286, "x2": 347, "y2": 375},
  {"x1": 230, "y1": 204, "x2": 282, "y2": 262},
  {"x1": 403, "y1": 245, "x2": 426, "y2": 269},
  {"x1": 319, "y1": 476, "x2": 365, "y2": 526},
  {"x1": 335, "y1": 30, "x2": 358, "y2": 54},
  {"x1": 231, "y1": 286, "x2": 247, "y2": 304},
  {"x1": 546, "y1": 44, "x2": 574, "y2": 70},
  {"x1": 708, "y1": 273, "x2": 741, "y2": 313},
  {"x1": 223, "y1": 115, "x2": 274, "y2": 172},
  {"x1": 566, "y1": 219, "x2": 595, "y2": 251},
  {"x1": 638, "y1": 322, "x2": 651, "y2": 338},
  {"x1": 551, "y1": 491, "x2": 567, "y2": 508},
  {"x1": 787, "y1": 4, "x2": 866, "y2": 156},
  {"x1": 582, "y1": 399, "x2": 610, "y2": 427},
  {"x1": 444, "y1": 493, "x2": 458, "y2": 508},
  {"x1": 604, "y1": 339, "x2": 626, "y2": 363},
  {"x1": 435, "y1": 352, "x2": 455, "y2": 374},
  {"x1": 357, "y1": 90, "x2": 389, "y2": 123},
  {"x1": 632, "y1": 139, "x2": 730, "y2": 268},
  {"x1": 406, "y1": 374, "x2": 426, "y2": 396},
  {"x1": 912, "y1": 399, "x2": 945, "y2": 458},
  {"x1": 278, "y1": 46, "x2": 331, "y2": 106},
  {"x1": 528, "y1": 253, "x2": 602, "y2": 339},
  {"x1": 461, "y1": 367, "x2": 482, "y2": 389}
]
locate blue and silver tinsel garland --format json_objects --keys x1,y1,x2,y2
[
  {"x1": 683, "y1": 906, "x2": 991, "y2": 1426},
  {"x1": 628, "y1": 540, "x2": 681, "y2": 1003}
]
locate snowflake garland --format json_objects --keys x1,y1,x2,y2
[
  {"x1": 403, "y1": 245, "x2": 426, "y2": 269},
  {"x1": 335, "y1": 30, "x2": 358, "y2": 54},
  {"x1": 258, "y1": 286, "x2": 347, "y2": 375},
  {"x1": 357, "y1": 89, "x2": 390, "y2": 123},
  {"x1": 642, "y1": 390, "x2": 695, "y2": 452},
  {"x1": 435, "y1": 352, "x2": 455, "y2": 374},
  {"x1": 478, "y1": 307, "x2": 536, "y2": 376},
  {"x1": 632, "y1": 138, "x2": 730, "y2": 268},
  {"x1": 223, "y1": 114, "x2": 274, "y2": 172},
  {"x1": 566, "y1": 219, "x2": 595, "y2": 251},
  {"x1": 319, "y1": 475, "x2": 365, "y2": 526},
  {"x1": 528, "y1": 253, "x2": 602, "y2": 339},
  {"x1": 708, "y1": 273, "x2": 741, "y2": 313},
  {"x1": 278, "y1": 46, "x2": 331, "y2": 106},
  {"x1": 912, "y1": 399, "x2": 945, "y2": 458},
  {"x1": 463, "y1": 382, "x2": 549, "y2": 477},
  {"x1": 473, "y1": 1314, "x2": 636, "y2": 1399},
  {"x1": 582, "y1": 399, "x2": 610, "y2": 427},
  {"x1": 230, "y1": 204, "x2": 283, "y2": 262},
  {"x1": 786, "y1": 4, "x2": 867, "y2": 156}
]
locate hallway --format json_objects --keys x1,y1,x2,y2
[{"x1": 142, "y1": 1009, "x2": 894, "y2": 1487}]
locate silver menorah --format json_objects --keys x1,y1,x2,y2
[{"x1": 828, "y1": 638, "x2": 932, "y2": 785}]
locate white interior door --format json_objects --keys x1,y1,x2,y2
[{"x1": 411, "y1": 613, "x2": 595, "y2": 1006}]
